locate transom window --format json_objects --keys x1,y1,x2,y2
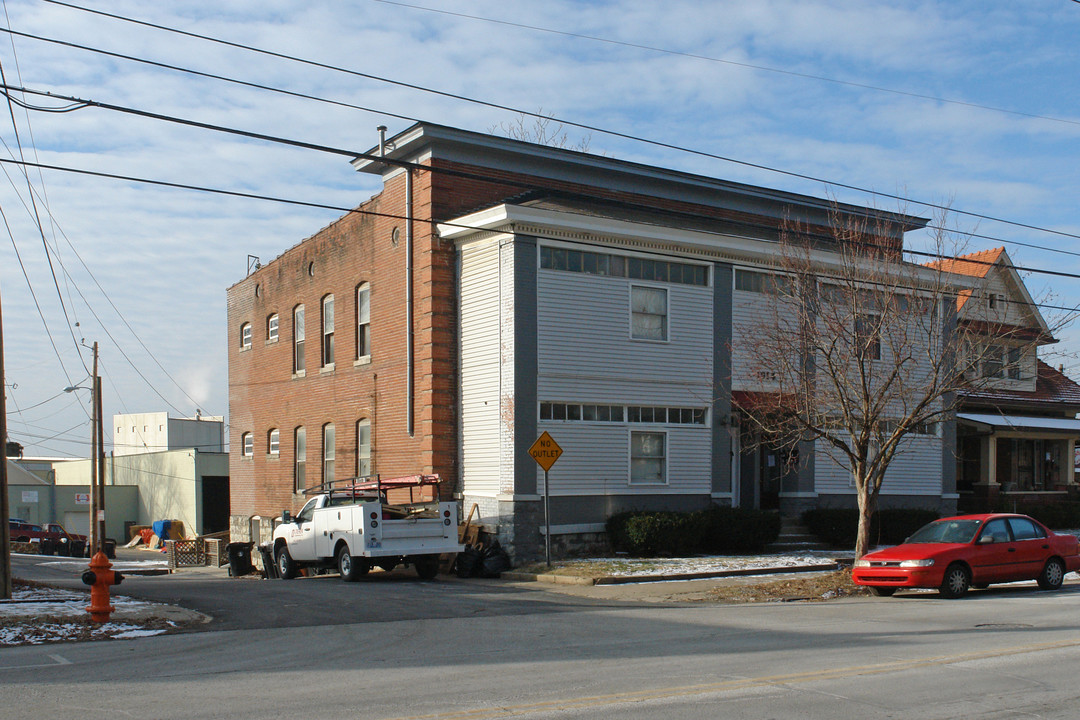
[
  {"x1": 540, "y1": 246, "x2": 708, "y2": 286},
  {"x1": 735, "y1": 269, "x2": 792, "y2": 294},
  {"x1": 631, "y1": 286, "x2": 667, "y2": 341},
  {"x1": 540, "y1": 402, "x2": 706, "y2": 425},
  {"x1": 630, "y1": 431, "x2": 666, "y2": 484}
]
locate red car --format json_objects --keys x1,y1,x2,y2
[{"x1": 852, "y1": 513, "x2": 1080, "y2": 598}]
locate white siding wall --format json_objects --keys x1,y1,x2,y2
[
  {"x1": 459, "y1": 238, "x2": 502, "y2": 498},
  {"x1": 815, "y1": 436, "x2": 944, "y2": 496},
  {"x1": 731, "y1": 288, "x2": 777, "y2": 391},
  {"x1": 536, "y1": 260, "x2": 714, "y2": 495}
]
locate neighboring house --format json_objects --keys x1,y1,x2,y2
[
  {"x1": 228, "y1": 121, "x2": 963, "y2": 561},
  {"x1": 928, "y1": 248, "x2": 1080, "y2": 510},
  {"x1": 53, "y1": 413, "x2": 229, "y2": 538}
]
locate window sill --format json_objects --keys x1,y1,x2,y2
[
  {"x1": 354, "y1": 356, "x2": 371, "y2": 367},
  {"x1": 629, "y1": 337, "x2": 670, "y2": 344},
  {"x1": 292, "y1": 370, "x2": 306, "y2": 379},
  {"x1": 320, "y1": 364, "x2": 335, "y2": 375},
  {"x1": 265, "y1": 338, "x2": 279, "y2": 346},
  {"x1": 627, "y1": 481, "x2": 669, "y2": 487},
  {"x1": 266, "y1": 454, "x2": 279, "y2": 461},
  {"x1": 239, "y1": 346, "x2": 251, "y2": 353}
]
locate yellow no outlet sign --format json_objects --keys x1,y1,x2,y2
[{"x1": 528, "y1": 431, "x2": 563, "y2": 471}]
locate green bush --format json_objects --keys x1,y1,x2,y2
[
  {"x1": 801, "y1": 507, "x2": 939, "y2": 548},
  {"x1": 698, "y1": 506, "x2": 781, "y2": 553},
  {"x1": 606, "y1": 506, "x2": 780, "y2": 556},
  {"x1": 1000, "y1": 502, "x2": 1080, "y2": 530}
]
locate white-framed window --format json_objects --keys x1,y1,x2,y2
[
  {"x1": 294, "y1": 427, "x2": 306, "y2": 493},
  {"x1": 293, "y1": 305, "x2": 305, "y2": 373},
  {"x1": 322, "y1": 423, "x2": 335, "y2": 483},
  {"x1": 322, "y1": 294, "x2": 335, "y2": 367},
  {"x1": 1007, "y1": 347, "x2": 1023, "y2": 380},
  {"x1": 356, "y1": 419, "x2": 371, "y2": 477},
  {"x1": 240, "y1": 323, "x2": 252, "y2": 350},
  {"x1": 268, "y1": 428, "x2": 279, "y2": 456},
  {"x1": 241, "y1": 432, "x2": 253, "y2": 457},
  {"x1": 356, "y1": 283, "x2": 371, "y2": 359},
  {"x1": 631, "y1": 285, "x2": 668, "y2": 341},
  {"x1": 267, "y1": 314, "x2": 279, "y2": 342},
  {"x1": 630, "y1": 430, "x2": 666, "y2": 484},
  {"x1": 983, "y1": 344, "x2": 1004, "y2": 378}
]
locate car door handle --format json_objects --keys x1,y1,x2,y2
[
  {"x1": 1043, "y1": 545, "x2": 1050, "y2": 549},
  {"x1": 1008, "y1": 548, "x2": 1016, "y2": 552}
]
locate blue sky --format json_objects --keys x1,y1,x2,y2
[{"x1": 1, "y1": 0, "x2": 1078, "y2": 457}]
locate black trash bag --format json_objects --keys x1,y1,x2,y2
[
  {"x1": 480, "y1": 540, "x2": 511, "y2": 578},
  {"x1": 455, "y1": 545, "x2": 482, "y2": 578}
]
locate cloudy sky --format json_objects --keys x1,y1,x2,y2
[{"x1": 1, "y1": 0, "x2": 1078, "y2": 457}]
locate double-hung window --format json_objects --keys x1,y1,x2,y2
[
  {"x1": 356, "y1": 419, "x2": 371, "y2": 477},
  {"x1": 630, "y1": 431, "x2": 666, "y2": 484},
  {"x1": 294, "y1": 427, "x2": 306, "y2": 492},
  {"x1": 631, "y1": 286, "x2": 668, "y2": 341},
  {"x1": 268, "y1": 428, "x2": 279, "y2": 456},
  {"x1": 322, "y1": 423, "x2": 335, "y2": 483},
  {"x1": 241, "y1": 432, "x2": 253, "y2": 457},
  {"x1": 854, "y1": 315, "x2": 881, "y2": 361},
  {"x1": 322, "y1": 295, "x2": 335, "y2": 367},
  {"x1": 240, "y1": 323, "x2": 252, "y2": 350},
  {"x1": 356, "y1": 283, "x2": 371, "y2": 360},
  {"x1": 267, "y1": 314, "x2": 279, "y2": 342},
  {"x1": 293, "y1": 305, "x2": 306, "y2": 373}
]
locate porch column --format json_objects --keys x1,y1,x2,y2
[{"x1": 980, "y1": 435, "x2": 998, "y2": 486}]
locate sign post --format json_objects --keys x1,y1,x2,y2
[{"x1": 528, "y1": 431, "x2": 563, "y2": 567}]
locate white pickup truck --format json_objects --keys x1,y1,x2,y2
[{"x1": 271, "y1": 475, "x2": 462, "y2": 581}]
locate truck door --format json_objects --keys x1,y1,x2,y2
[{"x1": 290, "y1": 498, "x2": 319, "y2": 561}]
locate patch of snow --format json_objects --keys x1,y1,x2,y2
[{"x1": 572, "y1": 553, "x2": 840, "y2": 577}]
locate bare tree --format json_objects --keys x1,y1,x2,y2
[
  {"x1": 490, "y1": 111, "x2": 592, "y2": 153},
  {"x1": 734, "y1": 207, "x2": 1066, "y2": 558}
]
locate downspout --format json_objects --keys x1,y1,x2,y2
[
  {"x1": 378, "y1": 125, "x2": 414, "y2": 438},
  {"x1": 406, "y1": 166, "x2": 414, "y2": 437}
]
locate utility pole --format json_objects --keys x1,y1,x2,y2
[
  {"x1": 94, "y1": 368, "x2": 104, "y2": 554},
  {"x1": 0, "y1": 285, "x2": 11, "y2": 599},
  {"x1": 89, "y1": 342, "x2": 99, "y2": 555}
]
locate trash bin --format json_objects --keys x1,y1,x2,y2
[
  {"x1": 227, "y1": 542, "x2": 254, "y2": 577},
  {"x1": 69, "y1": 539, "x2": 85, "y2": 558},
  {"x1": 39, "y1": 538, "x2": 55, "y2": 556},
  {"x1": 56, "y1": 538, "x2": 71, "y2": 556},
  {"x1": 259, "y1": 544, "x2": 279, "y2": 579},
  {"x1": 104, "y1": 539, "x2": 116, "y2": 559}
]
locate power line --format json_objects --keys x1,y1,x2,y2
[
  {"x1": 7, "y1": 82, "x2": 1080, "y2": 271},
  {"x1": 374, "y1": 0, "x2": 1080, "y2": 130},
  {"x1": 5, "y1": 22, "x2": 1080, "y2": 247}
]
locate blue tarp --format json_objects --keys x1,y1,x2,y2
[{"x1": 152, "y1": 520, "x2": 172, "y2": 540}]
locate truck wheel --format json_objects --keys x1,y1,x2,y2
[
  {"x1": 338, "y1": 545, "x2": 368, "y2": 582},
  {"x1": 414, "y1": 555, "x2": 439, "y2": 580},
  {"x1": 276, "y1": 547, "x2": 297, "y2": 580}
]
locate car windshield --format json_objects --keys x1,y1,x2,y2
[{"x1": 905, "y1": 519, "x2": 982, "y2": 544}]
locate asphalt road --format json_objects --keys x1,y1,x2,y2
[{"x1": 5, "y1": 555, "x2": 1080, "y2": 719}]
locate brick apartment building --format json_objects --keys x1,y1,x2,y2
[{"x1": 227, "y1": 122, "x2": 955, "y2": 560}]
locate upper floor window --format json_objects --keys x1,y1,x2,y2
[
  {"x1": 854, "y1": 315, "x2": 881, "y2": 361},
  {"x1": 268, "y1": 428, "x2": 279, "y2": 456},
  {"x1": 631, "y1": 286, "x2": 667, "y2": 341},
  {"x1": 540, "y1": 246, "x2": 707, "y2": 286},
  {"x1": 267, "y1": 314, "x2": 279, "y2": 342},
  {"x1": 988, "y1": 293, "x2": 1006, "y2": 310},
  {"x1": 1007, "y1": 347, "x2": 1023, "y2": 380},
  {"x1": 322, "y1": 295, "x2": 335, "y2": 367},
  {"x1": 241, "y1": 432, "x2": 253, "y2": 457},
  {"x1": 736, "y1": 269, "x2": 793, "y2": 295},
  {"x1": 356, "y1": 283, "x2": 371, "y2": 360},
  {"x1": 240, "y1": 323, "x2": 252, "y2": 350},
  {"x1": 356, "y1": 419, "x2": 371, "y2": 477},
  {"x1": 293, "y1": 305, "x2": 306, "y2": 373},
  {"x1": 294, "y1": 427, "x2": 306, "y2": 493},
  {"x1": 322, "y1": 423, "x2": 335, "y2": 483},
  {"x1": 983, "y1": 344, "x2": 1004, "y2": 378}
]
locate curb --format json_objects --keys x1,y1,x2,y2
[{"x1": 504, "y1": 562, "x2": 842, "y2": 586}]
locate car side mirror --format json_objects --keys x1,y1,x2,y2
[
  {"x1": 282, "y1": 510, "x2": 292, "y2": 524},
  {"x1": 977, "y1": 534, "x2": 995, "y2": 544}
]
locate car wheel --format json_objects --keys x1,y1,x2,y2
[
  {"x1": 276, "y1": 547, "x2": 297, "y2": 580},
  {"x1": 940, "y1": 563, "x2": 970, "y2": 598},
  {"x1": 338, "y1": 545, "x2": 368, "y2": 582},
  {"x1": 868, "y1": 586, "x2": 896, "y2": 597},
  {"x1": 1037, "y1": 558, "x2": 1065, "y2": 591},
  {"x1": 414, "y1": 555, "x2": 439, "y2": 580}
]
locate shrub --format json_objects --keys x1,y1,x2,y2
[
  {"x1": 606, "y1": 506, "x2": 780, "y2": 556},
  {"x1": 801, "y1": 507, "x2": 939, "y2": 548},
  {"x1": 1001, "y1": 502, "x2": 1080, "y2": 530},
  {"x1": 698, "y1": 506, "x2": 781, "y2": 553}
]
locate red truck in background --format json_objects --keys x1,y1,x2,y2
[{"x1": 9, "y1": 519, "x2": 87, "y2": 548}]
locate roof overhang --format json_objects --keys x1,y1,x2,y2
[{"x1": 958, "y1": 413, "x2": 1080, "y2": 434}]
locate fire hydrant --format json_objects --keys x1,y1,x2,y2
[{"x1": 81, "y1": 551, "x2": 124, "y2": 623}]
